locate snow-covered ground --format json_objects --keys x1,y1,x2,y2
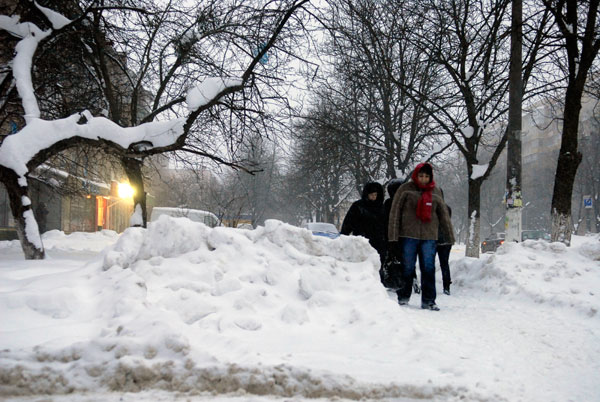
[{"x1": 1, "y1": 218, "x2": 599, "y2": 402}]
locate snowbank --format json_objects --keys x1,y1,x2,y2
[
  {"x1": 3, "y1": 219, "x2": 425, "y2": 399},
  {"x1": 43, "y1": 229, "x2": 120, "y2": 252},
  {"x1": 453, "y1": 235, "x2": 600, "y2": 317},
  {"x1": 0, "y1": 229, "x2": 119, "y2": 253},
  {"x1": 1, "y1": 221, "x2": 598, "y2": 401}
]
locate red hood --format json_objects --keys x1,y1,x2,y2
[{"x1": 411, "y1": 162, "x2": 434, "y2": 187}]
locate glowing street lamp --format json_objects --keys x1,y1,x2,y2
[{"x1": 117, "y1": 182, "x2": 135, "y2": 199}]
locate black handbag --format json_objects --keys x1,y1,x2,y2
[{"x1": 379, "y1": 256, "x2": 403, "y2": 289}]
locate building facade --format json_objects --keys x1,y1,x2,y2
[{"x1": 0, "y1": 169, "x2": 135, "y2": 240}]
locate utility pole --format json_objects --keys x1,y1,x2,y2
[{"x1": 505, "y1": 0, "x2": 523, "y2": 242}]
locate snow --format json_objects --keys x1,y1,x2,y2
[
  {"x1": 0, "y1": 12, "x2": 187, "y2": 183},
  {"x1": 0, "y1": 16, "x2": 186, "y2": 185},
  {"x1": 0, "y1": 114, "x2": 184, "y2": 178},
  {"x1": 21, "y1": 209, "x2": 42, "y2": 250},
  {"x1": 186, "y1": 77, "x2": 244, "y2": 111},
  {"x1": 470, "y1": 163, "x2": 488, "y2": 179},
  {"x1": 130, "y1": 204, "x2": 143, "y2": 227},
  {"x1": 468, "y1": 209, "x2": 477, "y2": 244},
  {"x1": 0, "y1": 6, "x2": 251, "y2": 256},
  {"x1": 0, "y1": 13, "x2": 51, "y2": 121},
  {"x1": 14, "y1": 34, "x2": 48, "y2": 120},
  {"x1": 460, "y1": 125, "x2": 475, "y2": 138},
  {"x1": 1, "y1": 219, "x2": 599, "y2": 402},
  {"x1": 0, "y1": 16, "x2": 44, "y2": 39},
  {"x1": 34, "y1": 1, "x2": 72, "y2": 30}
]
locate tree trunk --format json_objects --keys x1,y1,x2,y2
[
  {"x1": 121, "y1": 157, "x2": 147, "y2": 228},
  {"x1": 465, "y1": 178, "x2": 482, "y2": 258},
  {"x1": 0, "y1": 167, "x2": 45, "y2": 259},
  {"x1": 382, "y1": 90, "x2": 396, "y2": 179},
  {"x1": 550, "y1": 85, "x2": 583, "y2": 245}
]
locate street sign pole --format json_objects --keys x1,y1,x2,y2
[{"x1": 582, "y1": 195, "x2": 595, "y2": 234}]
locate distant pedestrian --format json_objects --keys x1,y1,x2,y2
[
  {"x1": 341, "y1": 182, "x2": 386, "y2": 264},
  {"x1": 387, "y1": 163, "x2": 454, "y2": 311},
  {"x1": 437, "y1": 204, "x2": 453, "y2": 295}
]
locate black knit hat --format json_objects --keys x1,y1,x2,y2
[
  {"x1": 419, "y1": 163, "x2": 433, "y2": 176},
  {"x1": 363, "y1": 181, "x2": 382, "y2": 195},
  {"x1": 361, "y1": 181, "x2": 384, "y2": 203},
  {"x1": 386, "y1": 178, "x2": 407, "y2": 198}
]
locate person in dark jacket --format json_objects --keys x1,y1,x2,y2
[
  {"x1": 437, "y1": 204, "x2": 453, "y2": 295},
  {"x1": 341, "y1": 182, "x2": 386, "y2": 263},
  {"x1": 388, "y1": 163, "x2": 454, "y2": 311},
  {"x1": 383, "y1": 178, "x2": 406, "y2": 241},
  {"x1": 381, "y1": 178, "x2": 419, "y2": 292}
]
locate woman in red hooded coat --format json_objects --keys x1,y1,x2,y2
[{"x1": 387, "y1": 163, "x2": 454, "y2": 310}]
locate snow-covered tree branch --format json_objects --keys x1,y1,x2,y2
[{"x1": 0, "y1": 0, "x2": 311, "y2": 259}]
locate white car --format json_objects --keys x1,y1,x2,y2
[
  {"x1": 150, "y1": 207, "x2": 221, "y2": 228},
  {"x1": 302, "y1": 222, "x2": 340, "y2": 239}
]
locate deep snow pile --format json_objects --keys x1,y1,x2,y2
[
  {"x1": 44, "y1": 229, "x2": 120, "y2": 252},
  {"x1": 453, "y1": 237, "x2": 599, "y2": 317},
  {"x1": 0, "y1": 218, "x2": 599, "y2": 401},
  {"x1": 1, "y1": 219, "x2": 419, "y2": 399},
  {"x1": 0, "y1": 229, "x2": 119, "y2": 253}
]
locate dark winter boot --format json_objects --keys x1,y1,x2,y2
[
  {"x1": 443, "y1": 282, "x2": 451, "y2": 296},
  {"x1": 413, "y1": 280, "x2": 421, "y2": 294},
  {"x1": 421, "y1": 302, "x2": 440, "y2": 311},
  {"x1": 396, "y1": 276, "x2": 413, "y2": 302}
]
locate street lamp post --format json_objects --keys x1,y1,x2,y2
[{"x1": 505, "y1": 0, "x2": 523, "y2": 243}]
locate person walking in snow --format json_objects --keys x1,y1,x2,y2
[
  {"x1": 341, "y1": 182, "x2": 386, "y2": 264},
  {"x1": 383, "y1": 178, "x2": 406, "y2": 241},
  {"x1": 381, "y1": 178, "x2": 419, "y2": 293},
  {"x1": 417, "y1": 191, "x2": 455, "y2": 295},
  {"x1": 437, "y1": 202, "x2": 454, "y2": 295},
  {"x1": 387, "y1": 163, "x2": 454, "y2": 311}
]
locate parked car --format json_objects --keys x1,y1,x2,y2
[
  {"x1": 521, "y1": 229, "x2": 551, "y2": 242},
  {"x1": 481, "y1": 232, "x2": 505, "y2": 253},
  {"x1": 150, "y1": 207, "x2": 221, "y2": 228},
  {"x1": 302, "y1": 222, "x2": 340, "y2": 239}
]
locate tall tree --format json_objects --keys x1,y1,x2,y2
[
  {"x1": 400, "y1": 0, "x2": 550, "y2": 257},
  {"x1": 289, "y1": 95, "x2": 354, "y2": 223},
  {"x1": 318, "y1": 0, "x2": 441, "y2": 187},
  {"x1": 542, "y1": 0, "x2": 600, "y2": 244},
  {"x1": 572, "y1": 116, "x2": 600, "y2": 233},
  {"x1": 0, "y1": 0, "x2": 310, "y2": 259},
  {"x1": 233, "y1": 134, "x2": 281, "y2": 227},
  {"x1": 80, "y1": 0, "x2": 311, "y2": 227}
]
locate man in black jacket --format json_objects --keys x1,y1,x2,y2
[{"x1": 341, "y1": 182, "x2": 386, "y2": 263}]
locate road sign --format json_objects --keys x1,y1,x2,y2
[
  {"x1": 253, "y1": 43, "x2": 269, "y2": 65},
  {"x1": 583, "y1": 195, "x2": 593, "y2": 209}
]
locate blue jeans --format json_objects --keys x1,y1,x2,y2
[{"x1": 397, "y1": 238, "x2": 437, "y2": 304}]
